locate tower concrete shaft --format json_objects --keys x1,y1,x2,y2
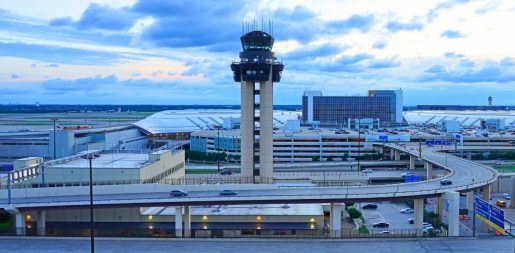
[{"x1": 231, "y1": 30, "x2": 283, "y2": 183}]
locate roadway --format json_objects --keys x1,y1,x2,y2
[
  {"x1": 0, "y1": 237, "x2": 513, "y2": 253},
  {"x1": 0, "y1": 144, "x2": 498, "y2": 211}
]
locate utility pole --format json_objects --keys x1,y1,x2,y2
[
  {"x1": 357, "y1": 118, "x2": 361, "y2": 171},
  {"x1": 82, "y1": 153, "x2": 97, "y2": 253},
  {"x1": 217, "y1": 127, "x2": 220, "y2": 171}
]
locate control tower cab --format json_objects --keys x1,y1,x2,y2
[{"x1": 230, "y1": 30, "x2": 284, "y2": 183}]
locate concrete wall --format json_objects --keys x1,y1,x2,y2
[
  {"x1": 490, "y1": 174, "x2": 515, "y2": 193},
  {"x1": 140, "y1": 150, "x2": 185, "y2": 182}
]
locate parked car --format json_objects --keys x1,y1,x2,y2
[
  {"x1": 400, "y1": 208, "x2": 414, "y2": 213},
  {"x1": 220, "y1": 170, "x2": 233, "y2": 175},
  {"x1": 362, "y1": 169, "x2": 373, "y2": 173},
  {"x1": 503, "y1": 193, "x2": 511, "y2": 200},
  {"x1": 408, "y1": 218, "x2": 414, "y2": 224},
  {"x1": 379, "y1": 230, "x2": 393, "y2": 235},
  {"x1": 496, "y1": 200, "x2": 507, "y2": 208},
  {"x1": 440, "y1": 179, "x2": 452, "y2": 186},
  {"x1": 362, "y1": 203, "x2": 378, "y2": 209},
  {"x1": 372, "y1": 222, "x2": 389, "y2": 228},
  {"x1": 219, "y1": 189, "x2": 238, "y2": 196},
  {"x1": 170, "y1": 190, "x2": 188, "y2": 197}
]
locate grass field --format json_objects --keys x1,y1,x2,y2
[
  {"x1": 494, "y1": 165, "x2": 515, "y2": 172},
  {"x1": 185, "y1": 169, "x2": 221, "y2": 174}
]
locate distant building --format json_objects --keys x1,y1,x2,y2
[
  {"x1": 442, "y1": 120, "x2": 461, "y2": 133},
  {"x1": 302, "y1": 90, "x2": 403, "y2": 127},
  {"x1": 481, "y1": 118, "x2": 505, "y2": 131},
  {"x1": 416, "y1": 105, "x2": 508, "y2": 111},
  {"x1": 19, "y1": 150, "x2": 185, "y2": 186}
]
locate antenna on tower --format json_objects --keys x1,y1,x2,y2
[
  {"x1": 253, "y1": 18, "x2": 256, "y2": 31},
  {"x1": 269, "y1": 19, "x2": 271, "y2": 34},
  {"x1": 261, "y1": 17, "x2": 264, "y2": 31}
]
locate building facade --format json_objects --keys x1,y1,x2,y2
[{"x1": 302, "y1": 90, "x2": 403, "y2": 127}]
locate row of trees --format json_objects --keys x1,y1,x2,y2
[{"x1": 185, "y1": 150, "x2": 240, "y2": 162}]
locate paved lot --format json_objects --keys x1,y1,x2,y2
[
  {"x1": 361, "y1": 202, "x2": 414, "y2": 231},
  {"x1": 0, "y1": 237, "x2": 512, "y2": 253}
]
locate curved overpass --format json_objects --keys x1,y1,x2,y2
[{"x1": 0, "y1": 144, "x2": 499, "y2": 210}]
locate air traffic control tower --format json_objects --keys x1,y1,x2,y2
[{"x1": 231, "y1": 28, "x2": 284, "y2": 183}]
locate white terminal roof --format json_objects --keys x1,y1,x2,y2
[
  {"x1": 404, "y1": 110, "x2": 515, "y2": 126},
  {"x1": 132, "y1": 110, "x2": 301, "y2": 134},
  {"x1": 142, "y1": 204, "x2": 323, "y2": 216},
  {"x1": 47, "y1": 153, "x2": 151, "y2": 169}
]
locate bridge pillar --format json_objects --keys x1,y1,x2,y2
[
  {"x1": 442, "y1": 191, "x2": 460, "y2": 236},
  {"x1": 329, "y1": 203, "x2": 342, "y2": 238},
  {"x1": 511, "y1": 178, "x2": 515, "y2": 208},
  {"x1": 414, "y1": 198, "x2": 424, "y2": 236},
  {"x1": 37, "y1": 211, "x2": 46, "y2": 236},
  {"x1": 466, "y1": 152, "x2": 472, "y2": 160},
  {"x1": 184, "y1": 206, "x2": 191, "y2": 238},
  {"x1": 436, "y1": 197, "x2": 444, "y2": 220},
  {"x1": 394, "y1": 150, "x2": 401, "y2": 161},
  {"x1": 175, "y1": 206, "x2": 183, "y2": 238},
  {"x1": 389, "y1": 149, "x2": 394, "y2": 160},
  {"x1": 481, "y1": 185, "x2": 491, "y2": 233},
  {"x1": 425, "y1": 162, "x2": 433, "y2": 180},
  {"x1": 378, "y1": 146, "x2": 384, "y2": 154},
  {"x1": 409, "y1": 155, "x2": 416, "y2": 170},
  {"x1": 466, "y1": 191, "x2": 474, "y2": 214},
  {"x1": 15, "y1": 213, "x2": 25, "y2": 236}
]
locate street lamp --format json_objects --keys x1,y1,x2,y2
[
  {"x1": 81, "y1": 153, "x2": 97, "y2": 253},
  {"x1": 357, "y1": 118, "x2": 361, "y2": 171}
]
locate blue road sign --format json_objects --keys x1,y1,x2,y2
[
  {"x1": 425, "y1": 139, "x2": 452, "y2": 146},
  {"x1": 475, "y1": 197, "x2": 505, "y2": 232},
  {"x1": 379, "y1": 135, "x2": 388, "y2": 141}
]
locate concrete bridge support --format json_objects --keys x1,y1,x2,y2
[
  {"x1": 37, "y1": 211, "x2": 46, "y2": 236},
  {"x1": 389, "y1": 149, "x2": 394, "y2": 160},
  {"x1": 409, "y1": 155, "x2": 416, "y2": 170},
  {"x1": 394, "y1": 150, "x2": 401, "y2": 161},
  {"x1": 511, "y1": 178, "x2": 515, "y2": 208},
  {"x1": 15, "y1": 213, "x2": 25, "y2": 236},
  {"x1": 175, "y1": 206, "x2": 183, "y2": 238},
  {"x1": 442, "y1": 191, "x2": 460, "y2": 236},
  {"x1": 481, "y1": 185, "x2": 491, "y2": 233},
  {"x1": 184, "y1": 206, "x2": 191, "y2": 238},
  {"x1": 329, "y1": 203, "x2": 342, "y2": 238},
  {"x1": 425, "y1": 162, "x2": 433, "y2": 180},
  {"x1": 414, "y1": 198, "x2": 424, "y2": 236},
  {"x1": 466, "y1": 152, "x2": 472, "y2": 160},
  {"x1": 466, "y1": 191, "x2": 474, "y2": 214}
]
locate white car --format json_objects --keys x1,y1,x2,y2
[
  {"x1": 400, "y1": 208, "x2": 414, "y2": 213},
  {"x1": 362, "y1": 169, "x2": 373, "y2": 173},
  {"x1": 503, "y1": 193, "x2": 511, "y2": 200}
]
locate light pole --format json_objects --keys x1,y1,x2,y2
[
  {"x1": 217, "y1": 127, "x2": 220, "y2": 171},
  {"x1": 82, "y1": 153, "x2": 96, "y2": 253},
  {"x1": 51, "y1": 117, "x2": 58, "y2": 159}
]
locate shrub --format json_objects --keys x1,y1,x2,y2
[
  {"x1": 0, "y1": 211, "x2": 11, "y2": 223},
  {"x1": 358, "y1": 225, "x2": 369, "y2": 234},
  {"x1": 347, "y1": 207, "x2": 362, "y2": 219}
]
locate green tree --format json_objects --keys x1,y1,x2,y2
[{"x1": 347, "y1": 207, "x2": 362, "y2": 219}]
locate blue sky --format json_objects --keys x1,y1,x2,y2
[{"x1": 0, "y1": 0, "x2": 514, "y2": 105}]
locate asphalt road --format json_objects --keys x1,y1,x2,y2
[{"x1": 0, "y1": 237, "x2": 513, "y2": 253}]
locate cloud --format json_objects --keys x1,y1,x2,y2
[
  {"x1": 45, "y1": 64, "x2": 59, "y2": 68},
  {"x1": 386, "y1": 21, "x2": 423, "y2": 32},
  {"x1": 268, "y1": 6, "x2": 321, "y2": 43},
  {"x1": 418, "y1": 63, "x2": 515, "y2": 83},
  {"x1": 444, "y1": 52, "x2": 464, "y2": 58},
  {"x1": 441, "y1": 30, "x2": 465, "y2": 38},
  {"x1": 368, "y1": 58, "x2": 401, "y2": 69},
  {"x1": 49, "y1": 17, "x2": 73, "y2": 27},
  {"x1": 11, "y1": 74, "x2": 21, "y2": 79},
  {"x1": 427, "y1": 0, "x2": 471, "y2": 22},
  {"x1": 458, "y1": 59, "x2": 475, "y2": 68},
  {"x1": 30, "y1": 63, "x2": 37, "y2": 68},
  {"x1": 500, "y1": 57, "x2": 515, "y2": 67},
  {"x1": 134, "y1": 0, "x2": 244, "y2": 49},
  {"x1": 425, "y1": 65, "x2": 446, "y2": 73},
  {"x1": 373, "y1": 41, "x2": 387, "y2": 49},
  {"x1": 42, "y1": 75, "x2": 118, "y2": 91},
  {"x1": 284, "y1": 43, "x2": 343, "y2": 60},
  {"x1": 0, "y1": 41, "x2": 131, "y2": 65},
  {"x1": 320, "y1": 53, "x2": 373, "y2": 72},
  {"x1": 326, "y1": 14, "x2": 374, "y2": 33}
]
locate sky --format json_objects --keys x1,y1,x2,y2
[{"x1": 0, "y1": 0, "x2": 514, "y2": 105}]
